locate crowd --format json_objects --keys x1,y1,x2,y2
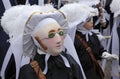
[{"x1": 0, "y1": 0, "x2": 119, "y2": 79}]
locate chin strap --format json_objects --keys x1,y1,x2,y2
[
  {"x1": 43, "y1": 53, "x2": 70, "y2": 74},
  {"x1": 43, "y1": 53, "x2": 50, "y2": 74},
  {"x1": 37, "y1": 49, "x2": 70, "y2": 74}
]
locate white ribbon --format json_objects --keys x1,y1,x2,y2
[
  {"x1": 60, "y1": 54, "x2": 70, "y2": 67},
  {"x1": 2, "y1": 0, "x2": 11, "y2": 9},
  {"x1": 43, "y1": 53, "x2": 50, "y2": 74},
  {"x1": 80, "y1": 30, "x2": 93, "y2": 41},
  {"x1": 43, "y1": 53, "x2": 70, "y2": 74},
  {"x1": 37, "y1": 51, "x2": 71, "y2": 74}
]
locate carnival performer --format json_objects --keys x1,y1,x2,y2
[
  {"x1": 74, "y1": 9, "x2": 118, "y2": 79},
  {"x1": 0, "y1": 4, "x2": 84, "y2": 79},
  {"x1": 60, "y1": 3, "x2": 119, "y2": 79}
]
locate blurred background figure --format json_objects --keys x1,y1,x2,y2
[
  {"x1": 110, "y1": 0, "x2": 120, "y2": 79},
  {"x1": 61, "y1": 0, "x2": 118, "y2": 78}
]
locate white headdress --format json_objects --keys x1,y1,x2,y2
[
  {"x1": 110, "y1": 0, "x2": 120, "y2": 17},
  {"x1": 1, "y1": 4, "x2": 87, "y2": 79},
  {"x1": 60, "y1": 3, "x2": 98, "y2": 41},
  {"x1": 1, "y1": 4, "x2": 68, "y2": 57},
  {"x1": 23, "y1": 9, "x2": 68, "y2": 58},
  {"x1": 1, "y1": 4, "x2": 55, "y2": 43}
]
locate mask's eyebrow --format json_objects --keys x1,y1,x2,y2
[
  {"x1": 58, "y1": 28, "x2": 62, "y2": 31},
  {"x1": 48, "y1": 28, "x2": 62, "y2": 33},
  {"x1": 48, "y1": 29, "x2": 55, "y2": 33}
]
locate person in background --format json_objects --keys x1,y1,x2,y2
[
  {"x1": 74, "y1": 14, "x2": 118, "y2": 79},
  {"x1": 59, "y1": 1, "x2": 120, "y2": 79},
  {"x1": 59, "y1": 1, "x2": 118, "y2": 79}
]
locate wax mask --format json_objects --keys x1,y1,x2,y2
[{"x1": 34, "y1": 22, "x2": 64, "y2": 56}]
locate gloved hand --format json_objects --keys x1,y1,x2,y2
[
  {"x1": 102, "y1": 52, "x2": 119, "y2": 60},
  {"x1": 97, "y1": 34, "x2": 105, "y2": 41}
]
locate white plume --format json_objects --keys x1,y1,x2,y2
[
  {"x1": 1, "y1": 5, "x2": 26, "y2": 35},
  {"x1": 110, "y1": 0, "x2": 120, "y2": 17},
  {"x1": 60, "y1": 3, "x2": 98, "y2": 24},
  {"x1": 59, "y1": 3, "x2": 98, "y2": 41},
  {"x1": 110, "y1": 0, "x2": 120, "y2": 13},
  {"x1": 1, "y1": 4, "x2": 55, "y2": 43}
]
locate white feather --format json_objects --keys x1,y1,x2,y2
[
  {"x1": 1, "y1": 5, "x2": 26, "y2": 35},
  {"x1": 110, "y1": 0, "x2": 120, "y2": 13},
  {"x1": 60, "y1": 3, "x2": 98, "y2": 24},
  {"x1": 59, "y1": 3, "x2": 98, "y2": 42},
  {"x1": 1, "y1": 4, "x2": 55, "y2": 43},
  {"x1": 110, "y1": 0, "x2": 120, "y2": 17}
]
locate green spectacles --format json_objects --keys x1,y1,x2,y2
[{"x1": 48, "y1": 31, "x2": 64, "y2": 38}]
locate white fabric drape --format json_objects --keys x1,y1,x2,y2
[
  {"x1": 2, "y1": 0, "x2": 11, "y2": 9},
  {"x1": 64, "y1": 34, "x2": 86, "y2": 79},
  {"x1": 111, "y1": 17, "x2": 119, "y2": 79},
  {"x1": 0, "y1": 35, "x2": 25, "y2": 79}
]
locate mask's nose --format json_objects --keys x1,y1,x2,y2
[{"x1": 55, "y1": 33, "x2": 62, "y2": 44}]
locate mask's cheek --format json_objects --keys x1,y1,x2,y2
[{"x1": 41, "y1": 37, "x2": 64, "y2": 55}]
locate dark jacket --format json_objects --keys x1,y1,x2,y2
[
  {"x1": 74, "y1": 31, "x2": 105, "y2": 79},
  {"x1": 19, "y1": 51, "x2": 83, "y2": 79}
]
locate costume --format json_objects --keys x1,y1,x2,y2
[
  {"x1": 74, "y1": 30, "x2": 104, "y2": 79},
  {"x1": 73, "y1": 5, "x2": 119, "y2": 79},
  {"x1": 60, "y1": 3, "x2": 101, "y2": 79},
  {"x1": 18, "y1": 5, "x2": 83, "y2": 79},
  {"x1": 19, "y1": 51, "x2": 83, "y2": 79},
  {"x1": 0, "y1": 4, "x2": 85, "y2": 79},
  {"x1": 60, "y1": 3, "x2": 119, "y2": 79},
  {"x1": 74, "y1": 18, "x2": 118, "y2": 79}
]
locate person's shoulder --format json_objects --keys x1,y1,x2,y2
[
  {"x1": 20, "y1": 64, "x2": 33, "y2": 72},
  {"x1": 19, "y1": 63, "x2": 37, "y2": 79}
]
